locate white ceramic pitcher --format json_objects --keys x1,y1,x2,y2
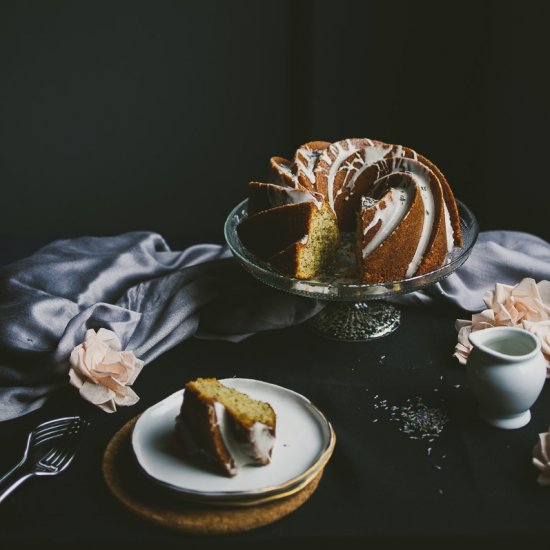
[{"x1": 466, "y1": 326, "x2": 546, "y2": 429}]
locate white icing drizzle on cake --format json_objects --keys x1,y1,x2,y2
[
  {"x1": 360, "y1": 156, "x2": 453, "y2": 277},
  {"x1": 213, "y1": 402, "x2": 275, "y2": 473},
  {"x1": 318, "y1": 139, "x2": 359, "y2": 209},
  {"x1": 377, "y1": 158, "x2": 436, "y2": 277},
  {"x1": 250, "y1": 422, "x2": 277, "y2": 463},
  {"x1": 405, "y1": 170, "x2": 435, "y2": 277},
  {"x1": 443, "y1": 204, "x2": 455, "y2": 252},
  {"x1": 295, "y1": 147, "x2": 324, "y2": 185},
  {"x1": 266, "y1": 185, "x2": 324, "y2": 210},
  {"x1": 271, "y1": 158, "x2": 299, "y2": 185},
  {"x1": 335, "y1": 144, "x2": 402, "y2": 201},
  {"x1": 361, "y1": 185, "x2": 415, "y2": 259},
  {"x1": 278, "y1": 161, "x2": 298, "y2": 182}
]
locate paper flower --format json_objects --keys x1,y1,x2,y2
[
  {"x1": 69, "y1": 328, "x2": 144, "y2": 413},
  {"x1": 454, "y1": 278, "x2": 550, "y2": 375},
  {"x1": 533, "y1": 430, "x2": 550, "y2": 486}
]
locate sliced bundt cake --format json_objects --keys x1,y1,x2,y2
[{"x1": 236, "y1": 137, "x2": 463, "y2": 282}]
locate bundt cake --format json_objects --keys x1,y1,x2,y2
[
  {"x1": 175, "y1": 378, "x2": 276, "y2": 477},
  {"x1": 236, "y1": 137, "x2": 463, "y2": 282}
]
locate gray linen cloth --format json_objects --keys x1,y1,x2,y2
[
  {"x1": 1, "y1": 230, "x2": 549, "y2": 421},
  {"x1": 0, "y1": 232, "x2": 323, "y2": 421},
  {"x1": 397, "y1": 230, "x2": 550, "y2": 310}
]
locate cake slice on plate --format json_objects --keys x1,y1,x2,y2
[{"x1": 176, "y1": 378, "x2": 276, "y2": 477}]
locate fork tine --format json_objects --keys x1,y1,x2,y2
[
  {"x1": 33, "y1": 418, "x2": 85, "y2": 444},
  {"x1": 38, "y1": 440, "x2": 77, "y2": 469},
  {"x1": 51, "y1": 448, "x2": 76, "y2": 471},
  {"x1": 45, "y1": 448, "x2": 65, "y2": 468},
  {"x1": 34, "y1": 428, "x2": 72, "y2": 446},
  {"x1": 37, "y1": 416, "x2": 79, "y2": 428},
  {"x1": 41, "y1": 427, "x2": 84, "y2": 464},
  {"x1": 59, "y1": 449, "x2": 77, "y2": 470},
  {"x1": 40, "y1": 418, "x2": 83, "y2": 432},
  {"x1": 39, "y1": 447, "x2": 60, "y2": 464},
  {"x1": 32, "y1": 417, "x2": 79, "y2": 435},
  {"x1": 34, "y1": 423, "x2": 72, "y2": 438}
]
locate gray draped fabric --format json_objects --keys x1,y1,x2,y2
[
  {"x1": 1, "y1": 230, "x2": 549, "y2": 421},
  {"x1": 0, "y1": 232, "x2": 323, "y2": 421},
  {"x1": 397, "y1": 231, "x2": 550, "y2": 310}
]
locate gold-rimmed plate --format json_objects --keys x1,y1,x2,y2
[{"x1": 131, "y1": 378, "x2": 336, "y2": 506}]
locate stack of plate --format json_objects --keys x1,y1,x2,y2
[{"x1": 131, "y1": 378, "x2": 336, "y2": 507}]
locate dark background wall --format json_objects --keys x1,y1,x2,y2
[{"x1": 1, "y1": 0, "x2": 549, "y2": 246}]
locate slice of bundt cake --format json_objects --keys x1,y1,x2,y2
[
  {"x1": 237, "y1": 200, "x2": 339, "y2": 279},
  {"x1": 292, "y1": 140, "x2": 331, "y2": 190},
  {"x1": 356, "y1": 174, "x2": 425, "y2": 283},
  {"x1": 352, "y1": 157, "x2": 450, "y2": 281},
  {"x1": 267, "y1": 202, "x2": 339, "y2": 279},
  {"x1": 270, "y1": 156, "x2": 298, "y2": 187},
  {"x1": 413, "y1": 151, "x2": 462, "y2": 249},
  {"x1": 176, "y1": 378, "x2": 276, "y2": 477}
]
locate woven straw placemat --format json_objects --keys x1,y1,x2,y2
[{"x1": 102, "y1": 416, "x2": 323, "y2": 534}]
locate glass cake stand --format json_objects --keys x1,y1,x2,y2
[{"x1": 224, "y1": 199, "x2": 479, "y2": 342}]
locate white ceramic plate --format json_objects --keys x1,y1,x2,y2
[{"x1": 131, "y1": 378, "x2": 335, "y2": 504}]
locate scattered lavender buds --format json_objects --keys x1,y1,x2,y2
[
  {"x1": 391, "y1": 397, "x2": 449, "y2": 440},
  {"x1": 372, "y1": 393, "x2": 449, "y2": 441},
  {"x1": 371, "y1": 392, "x2": 450, "y2": 491}
]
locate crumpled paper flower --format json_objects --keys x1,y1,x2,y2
[
  {"x1": 69, "y1": 328, "x2": 144, "y2": 413},
  {"x1": 454, "y1": 278, "x2": 550, "y2": 376},
  {"x1": 533, "y1": 430, "x2": 550, "y2": 486}
]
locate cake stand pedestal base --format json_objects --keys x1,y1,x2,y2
[{"x1": 308, "y1": 301, "x2": 400, "y2": 342}]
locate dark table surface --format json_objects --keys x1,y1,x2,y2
[{"x1": 1, "y1": 238, "x2": 550, "y2": 550}]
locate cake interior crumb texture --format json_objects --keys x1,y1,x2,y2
[
  {"x1": 187, "y1": 378, "x2": 276, "y2": 430},
  {"x1": 300, "y1": 204, "x2": 340, "y2": 277}
]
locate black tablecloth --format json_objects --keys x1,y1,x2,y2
[{"x1": 1, "y1": 239, "x2": 550, "y2": 549}]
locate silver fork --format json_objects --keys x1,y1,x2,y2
[{"x1": 0, "y1": 416, "x2": 88, "y2": 504}]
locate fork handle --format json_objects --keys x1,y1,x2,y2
[{"x1": 0, "y1": 462, "x2": 34, "y2": 505}]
